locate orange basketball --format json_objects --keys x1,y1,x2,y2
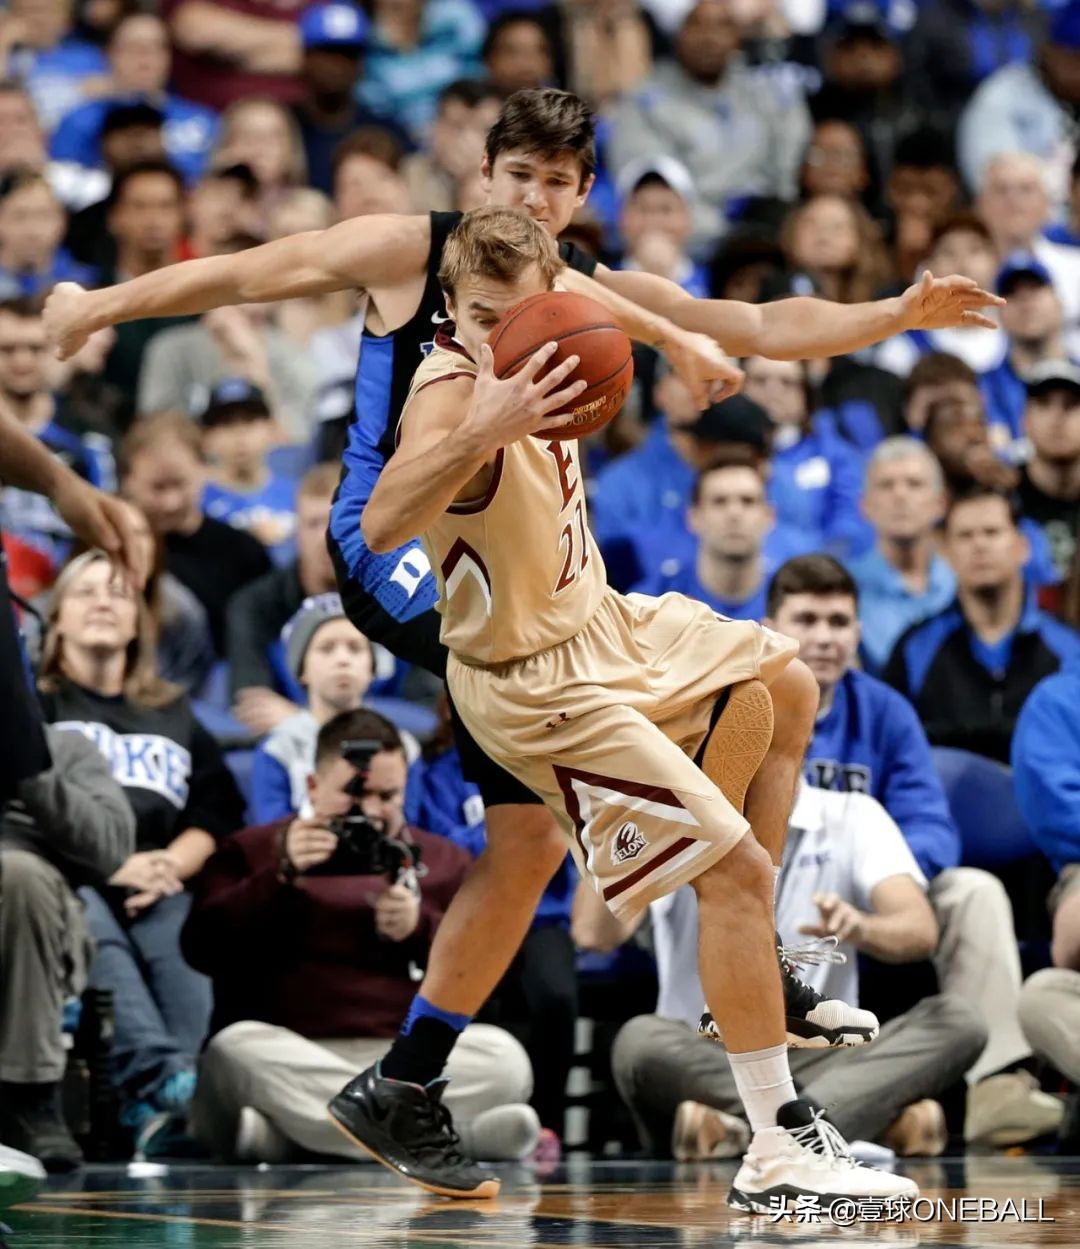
[{"x1": 489, "y1": 291, "x2": 634, "y2": 441}]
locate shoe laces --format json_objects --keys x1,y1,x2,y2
[
  {"x1": 410, "y1": 1094, "x2": 469, "y2": 1163},
  {"x1": 779, "y1": 936, "x2": 847, "y2": 970},
  {"x1": 788, "y1": 1109, "x2": 859, "y2": 1169}
]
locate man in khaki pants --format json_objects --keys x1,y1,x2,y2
[{"x1": 184, "y1": 707, "x2": 537, "y2": 1163}]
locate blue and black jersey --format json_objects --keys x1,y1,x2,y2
[
  {"x1": 882, "y1": 597, "x2": 1080, "y2": 764},
  {"x1": 327, "y1": 210, "x2": 597, "y2": 676}
]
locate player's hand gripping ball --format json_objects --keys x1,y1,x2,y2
[{"x1": 489, "y1": 291, "x2": 634, "y2": 441}]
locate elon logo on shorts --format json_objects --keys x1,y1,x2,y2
[{"x1": 612, "y1": 821, "x2": 648, "y2": 866}]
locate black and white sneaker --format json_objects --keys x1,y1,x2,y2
[
  {"x1": 728, "y1": 1098, "x2": 918, "y2": 1215},
  {"x1": 327, "y1": 1065, "x2": 500, "y2": 1199},
  {"x1": 699, "y1": 937, "x2": 879, "y2": 1049}
]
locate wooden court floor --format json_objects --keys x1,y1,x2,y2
[{"x1": 5, "y1": 1156, "x2": 1080, "y2": 1249}]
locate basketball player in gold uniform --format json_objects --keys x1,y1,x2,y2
[{"x1": 346, "y1": 207, "x2": 919, "y2": 1214}]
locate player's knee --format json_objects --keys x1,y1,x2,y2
[
  {"x1": 692, "y1": 833, "x2": 772, "y2": 913},
  {"x1": 484, "y1": 806, "x2": 566, "y2": 876},
  {"x1": 769, "y1": 658, "x2": 819, "y2": 735}
]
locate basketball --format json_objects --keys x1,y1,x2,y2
[{"x1": 489, "y1": 291, "x2": 634, "y2": 441}]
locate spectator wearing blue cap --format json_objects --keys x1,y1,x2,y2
[
  {"x1": 293, "y1": 3, "x2": 412, "y2": 195},
  {"x1": 958, "y1": 1, "x2": 1080, "y2": 204},
  {"x1": 357, "y1": 0, "x2": 487, "y2": 144},
  {"x1": 981, "y1": 254, "x2": 1074, "y2": 452},
  {"x1": 199, "y1": 380, "x2": 299, "y2": 567},
  {"x1": 49, "y1": 15, "x2": 219, "y2": 186}
]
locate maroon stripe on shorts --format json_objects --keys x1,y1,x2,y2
[{"x1": 603, "y1": 836, "x2": 698, "y2": 902}]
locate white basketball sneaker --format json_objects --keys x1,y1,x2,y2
[{"x1": 728, "y1": 1099, "x2": 918, "y2": 1215}]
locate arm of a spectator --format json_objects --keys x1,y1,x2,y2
[
  {"x1": 168, "y1": 0, "x2": 301, "y2": 73},
  {"x1": 880, "y1": 697, "x2": 961, "y2": 879},
  {"x1": 165, "y1": 827, "x2": 217, "y2": 881},
  {"x1": 46, "y1": 214, "x2": 432, "y2": 358},
  {"x1": 592, "y1": 267, "x2": 1000, "y2": 360},
  {"x1": 225, "y1": 573, "x2": 279, "y2": 697},
  {"x1": 858, "y1": 876, "x2": 939, "y2": 963},
  {"x1": 249, "y1": 747, "x2": 296, "y2": 826},
  {"x1": 571, "y1": 877, "x2": 642, "y2": 951},
  {"x1": 17, "y1": 729, "x2": 135, "y2": 883},
  {"x1": 181, "y1": 833, "x2": 298, "y2": 974}
]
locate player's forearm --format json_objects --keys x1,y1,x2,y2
[
  {"x1": 80, "y1": 237, "x2": 343, "y2": 331},
  {"x1": 855, "y1": 908, "x2": 939, "y2": 963},
  {"x1": 0, "y1": 404, "x2": 69, "y2": 495},
  {"x1": 675, "y1": 295, "x2": 908, "y2": 361},
  {"x1": 171, "y1": 2, "x2": 301, "y2": 71},
  {"x1": 362, "y1": 427, "x2": 492, "y2": 554},
  {"x1": 560, "y1": 267, "x2": 673, "y2": 349}
]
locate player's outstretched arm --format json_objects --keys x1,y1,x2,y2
[
  {"x1": 363, "y1": 343, "x2": 586, "y2": 554},
  {"x1": 44, "y1": 214, "x2": 432, "y2": 360},
  {"x1": 594, "y1": 266, "x2": 1004, "y2": 361}
]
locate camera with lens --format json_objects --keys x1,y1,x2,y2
[{"x1": 305, "y1": 739, "x2": 419, "y2": 879}]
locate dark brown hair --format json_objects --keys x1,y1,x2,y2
[
  {"x1": 766, "y1": 554, "x2": 859, "y2": 617},
  {"x1": 943, "y1": 483, "x2": 1021, "y2": 533},
  {"x1": 332, "y1": 126, "x2": 406, "y2": 178},
  {"x1": 691, "y1": 445, "x2": 767, "y2": 504},
  {"x1": 315, "y1": 707, "x2": 403, "y2": 769},
  {"x1": 484, "y1": 88, "x2": 596, "y2": 185},
  {"x1": 903, "y1": 351, "x2": 978, "y2": 403}
]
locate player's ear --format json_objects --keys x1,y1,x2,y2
[
  {"x1": 479, "y1": 154, "x2": 493, "y2": 188},
  {"x1": 443, "y1": 289, "x2": 456, "y2": 323},
  {"x1": 575, "y1": 171, "x2": 595, "y2": 210}
]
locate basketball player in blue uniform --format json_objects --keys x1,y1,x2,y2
[{"x1": 45, "y1": 88, "x2": 1002, "y2": 1197}]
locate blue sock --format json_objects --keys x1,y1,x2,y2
[{"x1": 381, "y1": 995, "x2": 471, "y2": 1086}]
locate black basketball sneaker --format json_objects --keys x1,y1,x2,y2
[
  {"x1": 700, "y1": 936, "x2": 880, "y2": 1049},
  {"x1": 327, "y1": 1065, "x2": 500, "y2": 1199}
]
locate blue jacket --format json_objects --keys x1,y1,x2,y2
[
  {"x1": 407, "y1": 747, "x2": 575, "y2": 927},
  {"x1": 51, "y1": 93, "x2": 219, "y2": 183},
  {"x1": 884, "y1": 595, "x2": 1080, "y2": 763},
  {"x1": 806, "y1": 669, "x2": 960, "y2": 880},
  {"x1": 769, "y1": 425, "x2": 870, "y2": 558},
  {"x1": 1012, "y1": 661, "x2": 1080, "y2": 874},
  {"x1": 980, "y1": 355, "x2": 1028, "y2": 449},
  {"x1": 846, "y1": 546, "x2": 956, "y2": 675},
  {"x1": 632, "y1": 562, "x2": 767, "y2": 620}
]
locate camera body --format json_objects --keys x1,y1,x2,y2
[{"x1": 305, "y1": 738, "x2": 419, "y2": 880}]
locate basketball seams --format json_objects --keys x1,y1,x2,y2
[{"x1": 494, "y1": 324, "x2": 630, "y2": 380}]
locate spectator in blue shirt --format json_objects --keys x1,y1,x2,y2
[
  {"x1": 357, "y1": 0, "x2": 486, "y2": 143},
  {"x1": 0, "y1": 0, "x2": 108, "y2": 134},
  {"x1": 0, "y1": 297, "x2": 113, "y2": 579},
  {"x1": 633, "y1": 447, "x2": 799, "y2": 621},
  {"x1": 199, "y1": 380, "x2": 298, "y2": 566},
  {"x1": 767, "y1": 551, "x2": 1042, "y2": 1090},
  {"x1": 615, "y1": 156, "x2": 710, "y2": 300},
  {"x1": 884, "y1": 485, "x2": 1080, "y2": 762},
  {"x1": 742, "y1": 353, "x2": 868, "y2": 557},
  {"x1": 49, "y1": 14, "x2": 219, "y2": 185},
  {"x1": 0, "y1": 169, "x2": 96, "y2": 299},
  {"x1": 292, "y1": 3, "x2": 413, "y2": 196},
  {"x1": 981, "y1": 253, "x2": 1073, "y2": 453},
  {"x1": 590, "y1": 377, "x2": 774, "y2": 590},
  {"x1": 847, "y1": 437, "x2": 956, "y2": 674}
]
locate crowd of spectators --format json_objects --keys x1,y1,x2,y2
[{"x1": 0, "y1": 0, "x2": 1079, "y2": 1177}]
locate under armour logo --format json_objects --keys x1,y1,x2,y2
[
  {"x1": 545, "y1": 712, "x2": 569, "y2": 730},
  {"x1": 612, "y1": 821, "x2": 647, "y2": 866}
]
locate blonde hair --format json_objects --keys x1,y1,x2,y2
[
  {"x1": 119, "y1": 411, "x2": 203, "y2": 481},
  {"x1": 38, "y1": 551, "x2": 182, "y2": 710},
  {"x1": 438, "y1": 206, "x2": 564, "y2": 300}
]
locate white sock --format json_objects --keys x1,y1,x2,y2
[{"x1": 728, "y1": 1043, "x2": 798, "y2": 1134}]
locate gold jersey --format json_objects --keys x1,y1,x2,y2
[{"x1": 401, "y1": 338, "x2": 606, "y2": 665}]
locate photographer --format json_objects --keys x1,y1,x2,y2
[{"x1": 183, "y1": 708, "x2": 538, "y2": 1165}]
